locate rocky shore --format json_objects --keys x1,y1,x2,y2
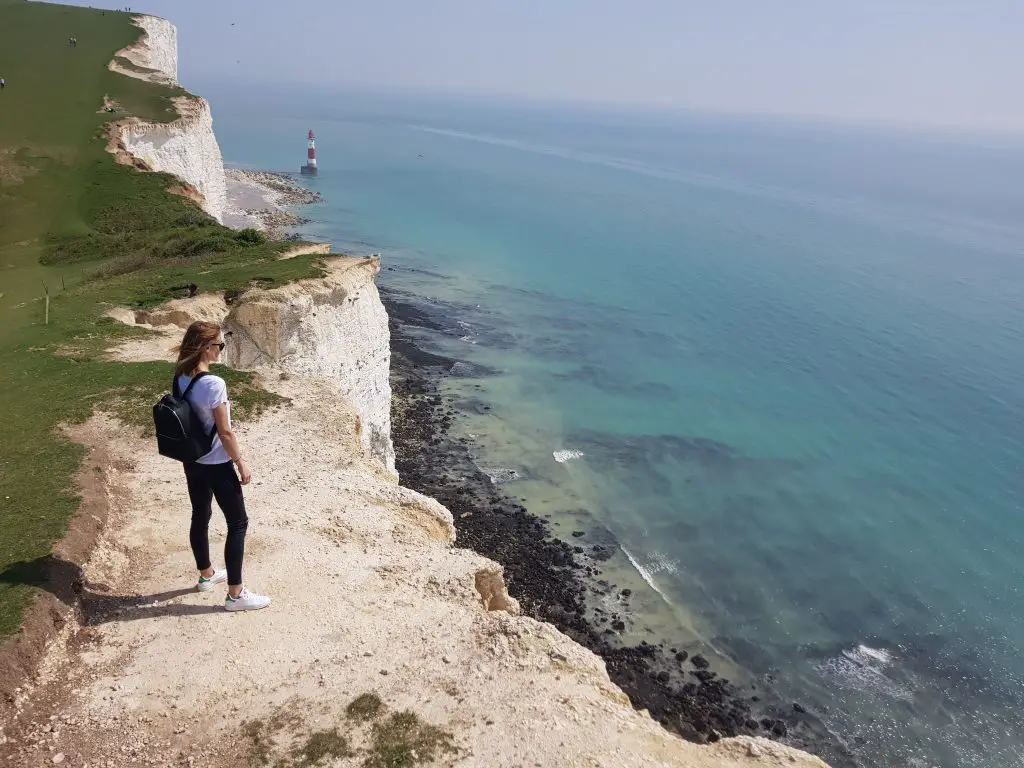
[
  {"x1": 224, "y1": 169, "x2": 321, "y2": 240},
  {"x1": 382, "y1": 282, "x2": 853, "y2": 766},
  {"x1": 240, "y1": 208, "x2": 311, "y2": 239},
  {"x1": 228, "y1": 169, "x2": 322, "y2": 206}
]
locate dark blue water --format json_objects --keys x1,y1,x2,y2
[{"x1": 204, "y1": 85, "x2": 1024, "y2": 767}]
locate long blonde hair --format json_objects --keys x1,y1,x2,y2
[{"x1": 174, "y1": 321, "x2": 221, "y2": 380}]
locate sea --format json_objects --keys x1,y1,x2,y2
[{"x1": 201, "y1": 82, "x2": 1024, "y2": 768}]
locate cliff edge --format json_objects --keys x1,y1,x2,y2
[
  {"x1": 115, "y1": 256, "x2": 397, "y2": 478},
  {"x1": 107, "y1": 15, "x2": 228, "y2": 223}
]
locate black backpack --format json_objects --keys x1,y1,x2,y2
[{"x1": 153, "y1": 372, "x2": 218, "y2": 463}]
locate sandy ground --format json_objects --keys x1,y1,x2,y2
[{"x1": 0, "y1": 324, "x2": 829, "y2": 768}]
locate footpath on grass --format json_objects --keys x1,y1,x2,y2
[{"x1": 0, "y1": 0, "x2": 322, "y2": 674}]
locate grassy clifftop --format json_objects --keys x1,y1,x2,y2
[
  {"x1": 0, "y1": 0, "x2": 322, "y2": 638},
  {"x1": 0, "y1": 0, "x2": 185, "y2": 336}
]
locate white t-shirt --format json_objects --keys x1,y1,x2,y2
[{"x1": 177, "y1": 373, "x2": 231, "y2": 465}]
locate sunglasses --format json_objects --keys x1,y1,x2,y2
[{"x1": 208, "y1": 342, "x2": 226, "y2": 351}]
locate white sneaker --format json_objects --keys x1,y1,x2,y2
[
  {"x1": 225, "y1": 588, "x2": 271, "y2": 612},
  {"x1": 197, "y1": 568, "x2": 227, "y2": 592}
]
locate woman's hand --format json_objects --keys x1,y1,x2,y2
[{"x1": 236, "y1": 459, "x2": 252, "y2": 485}]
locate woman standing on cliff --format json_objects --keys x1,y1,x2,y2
[{"x1": 175, "y1": 322, "x2": 271, "y2": 611}]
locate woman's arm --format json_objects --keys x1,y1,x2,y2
[{"x1": 212, "y1": 403, "x2": 251, "y2": 484}]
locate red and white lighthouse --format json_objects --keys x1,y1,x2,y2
[{"x1": 300, "y1": 129, "x2": 318, "y2": 176}]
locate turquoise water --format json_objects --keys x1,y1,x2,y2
[{"x1": 204, "y1": 85, "x2": 1024, "y2": 766}]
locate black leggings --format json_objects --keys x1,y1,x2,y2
[{"x1": 184, "y1": 461, "x2": 248, "y2": 586}]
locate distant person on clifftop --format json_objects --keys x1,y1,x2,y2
[
  {"x1": 0, "y1": 78, "x2": 5, "y2": 92},
  {"x1": 174, "y1": 322, "x2": 271, "y2": 611}
]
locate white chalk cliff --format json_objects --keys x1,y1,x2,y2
[
  {"x1": 223, "y1": 257, "x2": 398, "y2": 477},
  {"x1": 122, "y1": 256, "x2": 398, "y2": 478},
  {"x1": 113, "y1": 15, "x2": 178, "y2": 85},
  {"x1": 108, "y1": 16, "x2": 227, "y2": 223}
]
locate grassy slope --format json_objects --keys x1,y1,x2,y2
[{"x1": 0, "y1": 0, "x2": 323, "y2": 636}]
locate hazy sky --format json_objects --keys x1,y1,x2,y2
[{"x1": 66, "y1": 0, "x2": 1024, "y2": 133}]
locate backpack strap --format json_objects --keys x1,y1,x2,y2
[
  {"x1": 173, "y1": 370, "x2": 210, "y2": 399},
  {"x1": 182, "y1": 371, "x2": 210, "y2": 399},
  {"x1": 176, "y1": 372, "x2": 218, "y2": 438}
]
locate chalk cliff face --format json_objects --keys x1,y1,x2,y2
[
  {"x1": 121, "y1": 257, "x2": 398, "y2": 478},
  {"x1": 109, "y1": 16, "x2": 227, "y2": 223},
  {"x1": 115, "y1": 15, "x2": 178, "y2": 85},
  {"x1": 224, "y1": 257, "x2": 398, "y2": 477},
  {"x1": 119, "y1": 96, "x2": 228, "y2": 223}
]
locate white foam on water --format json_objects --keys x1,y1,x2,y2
[
  {"x1": 849, "y1": 644, "x2": 893, "y2": 666},
  {"x1": 646, "y1": 551, "x2": 680, "y2": 576},
  {"x1": 553, "y1": 449, "x2": 585, "y2": 463},
  {"x1": 480, "y1": 467, "x2": 520, "y2": 485},
  {"x1": 621, "y1": 546, "x2": 673, "y2": 606},
  {"x1": 815, "y1": 643, "x2": 913, "y2": 702},
  {"x1": 457, "y1": 320, "x2": 477, "y2": 344}
]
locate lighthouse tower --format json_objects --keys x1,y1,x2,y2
[{"x1": 300, "y1": 129, "x2": 318, "y2": 176}]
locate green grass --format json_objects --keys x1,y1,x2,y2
[
  {"x1": 293, "y1": 728, "x2": 353, "y2": 766},
  {"x1": 243, "y1": 698, "x2": 456, "y2": 768},
  {"x1": 346, "y1": 692, "x2": 386, "y2": 722},
  {"x1": 0, "y1": 0, "x2": 324, "y2": 637},
  {"x1": 0, "y1": 0, "x2": 188, "y2": 346},
  {"x1": 365, "y1": 711, "x2": 458, "y2": 768}
]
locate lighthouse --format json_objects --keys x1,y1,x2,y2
[{"x1": 300, "y1": 129, "x2": 318, "y2": 176}]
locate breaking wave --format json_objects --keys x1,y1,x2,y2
[
  {"x1": 621, "y1": 546, "x2": 672, "y2": 605},
  {"x1": 553, "y1": 449, "x2": 585, "y2": 463},
  {"x1": 457, "y1": 320, "x2": 477, "y2": 344},
  {"x1": 479, "y1": 467, "x2": 520, "y2": 485},
  {"x1": 815, "y1": 643, "x2": 914, "y2": 702}
]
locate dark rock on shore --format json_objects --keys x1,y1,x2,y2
[{"x1": 241, "y1": 208, "x2": 313, "y2": 241}]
